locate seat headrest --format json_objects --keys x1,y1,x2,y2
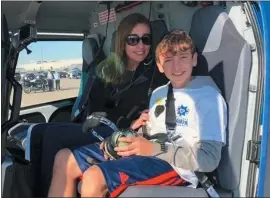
[
  {"x1": 110, "y1": 20, "x2": 168, "y2": 59},
  {"x1": 82, "y1": 38, "x2": 99, "y2": 66},
  {"x1": 150, "y1": 20, "x2": 168, "y2": 58},
  {"x1": 190, "y1": 6, "x2": 246, "y2": 79},
  {"x1": 190, "y1": 6, "x2": 230, "y2": 53}
]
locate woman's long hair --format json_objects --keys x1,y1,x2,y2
[{"x1": 96, "y1": 13, "x2": 151, "y2": 85}]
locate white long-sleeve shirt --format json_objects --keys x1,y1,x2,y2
[{"x1": 148, "y1": 76, "x2": 227, "y2": 187}]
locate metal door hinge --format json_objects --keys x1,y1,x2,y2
[{"x1": 246, "y1": 137, "x2": 261, "y2": 165}]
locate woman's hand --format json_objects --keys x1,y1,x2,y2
[
  {"x1": 114, "y1": 136, "x2": 154, "y2": 157},
  {"x1": 130, "y1": 109, "x2": 149, "y2": 130}
]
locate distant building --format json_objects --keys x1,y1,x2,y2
[
  {"x1": 19, "y1": 59, "x2": 82, "y2": 71},
  {"x1": 15, "y1": 68, "x2": 25, "y2": 73}
]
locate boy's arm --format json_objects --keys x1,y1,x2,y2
[{"x1": 152, "y1": 140, "x2": 223, "y2": 172}]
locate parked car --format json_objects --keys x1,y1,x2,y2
[
  {"x1": 59, "y1": 71, "x2": 68, "y2": 78},
  {"x1": 69, "y1": 70, "x2": 81, "y2": 79},
  {"x1": 37, "y1": 71, "x2": 47, "y2": 78}
]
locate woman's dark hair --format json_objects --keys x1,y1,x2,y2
[{"x1": 96, "y1": 13, "x2": 151, "y2": 85}]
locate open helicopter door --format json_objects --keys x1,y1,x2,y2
[
  {"x1": 1, "y1": 12, "x2": 34, "y2": 198},
  {"x1": 2, "y1": 2, "x2": 41, "y2": 198},
  {"x1": 256, "y1": 2, "x2": 270, "y2": 197}
]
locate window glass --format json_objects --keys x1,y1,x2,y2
[{"x1": 16, "y1": 41, "x2": 82, "y2": 107}]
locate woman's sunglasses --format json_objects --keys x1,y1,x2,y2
[{"x1": 126, "y1": 34, "x2": 152, "y2": 46}]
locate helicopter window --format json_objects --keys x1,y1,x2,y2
[{"x1": 16, "y1": 40, "x2": 82, "y2": 108}]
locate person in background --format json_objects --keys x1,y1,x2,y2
[
  {"x1": 54, "y1": 71, "x2": 60, "y2": 91},
  {"x1": 47, "y1": 69, "x2": 54, "y2": 91}
]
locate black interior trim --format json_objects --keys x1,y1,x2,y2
[
  {"x1": 20, "y1": 97, "x2": 76, "y2": 111},
  {"x1": 19, "y1": 112, "x2": 46, "y2": 123}
]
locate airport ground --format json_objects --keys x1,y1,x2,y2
[{"x1": 21, "y1": 78, "x2": 81, "y2": 107}]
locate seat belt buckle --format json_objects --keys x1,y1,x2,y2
[
  {"x1": 165, "y1": 123, "x2": 179, "y2": 142},
  {"x1": 197, "y1": 173, "x2": 219, "y2": 198},
  {"x1": 165, "y1": 122, "x2": 176, "y2": 132},
  {"x1": 206, "y1": 185, "x2": 220, "y2": 198},
  {"x1": 201, "y1": 180, "x2": 220, "y2": 198}
]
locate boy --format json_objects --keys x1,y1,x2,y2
[{"x1": 48, "y1": 30, "x2": 227, "y2": 197}]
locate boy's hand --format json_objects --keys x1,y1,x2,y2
[
  {"x1": 100, "y1": 142, "x2": 110, "y2": 160},
  {"x1": 114, "y1": 136, "x2": 154, "y2": 157},
  {"x1": 130, "y1": 109, "x2": 149, "y2": 130}
]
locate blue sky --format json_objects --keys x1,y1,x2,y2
[{"x1": 18, "y1": 41, "x2": 82, "y2": 65}]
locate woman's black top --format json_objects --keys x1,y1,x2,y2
[{"x1": 88, "y1": 62, "x2": 168, "y2": 128}]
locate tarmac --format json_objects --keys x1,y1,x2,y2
[{"x1": 21, "y1": 78, "x2": 81, "y2": 107}]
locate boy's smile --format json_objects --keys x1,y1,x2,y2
[{"x1": 172, "y1": 71, "x2": 185, "y2": 76}]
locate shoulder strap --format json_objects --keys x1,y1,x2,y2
[
  {"x1": 165, "y1": 83, "x2": 219, "y2": 198},
  {"x1": 110, "y1": 74, "x2": 148, "y2": 101},
  {"x1": 165, "y1": 83, "x2": 176, "y2": 130},
  {"x1": 72, "y1": 36, "x2": 106, "y2": 122},
  {"x1": 72, "y1": 73, "x2": 97, "y2": 122}
]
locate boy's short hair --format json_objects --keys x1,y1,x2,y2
[{"x1": 155, "y1": 29, "x2": 195, "y2": 64}]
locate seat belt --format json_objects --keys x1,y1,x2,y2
[
  {"x1": 72, "y1": 70, "x2": 98, "y2": 122},
  {"x1": 72, "y1": 45, "x2": 106, "y2": 123},
  {"x1": 72, "y1": 69, "x2": 148, "y2": 122},
  {"x1": 165, "y1": 83, "x2": 220, "y2": 198},
  {"x1": 72, "y1": 3, "x2": 111, "y2": 122},
  {"x1": 110, "y1": 75, "x2": 148, "y2": 101}
]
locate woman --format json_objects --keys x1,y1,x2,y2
[
  {"x1": 39, "y1": 13, "x2": 168, "y2": 197},
  {"x1": 88, "y1": 13, "x2": 167, "y2": 126}
]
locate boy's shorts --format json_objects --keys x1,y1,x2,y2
[{"x1": 71, "y1": 143, "x2": 188, "y2": 197}]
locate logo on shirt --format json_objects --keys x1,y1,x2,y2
[
  {"x1": 177, "y1": 105, "x2": 189, "y2": 117},
  {"x1": 176, "y1": 105, "x2": 189, "y2": 127},
  {"x1": 155, "y1": 105, "x2": 165, "y2": 117}
]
